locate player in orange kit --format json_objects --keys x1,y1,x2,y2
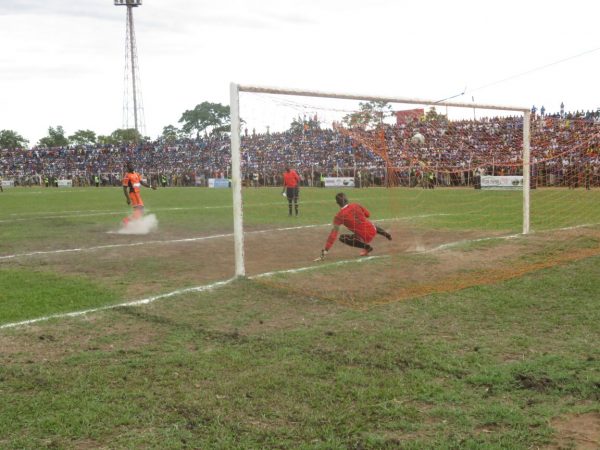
[
  {"x1": 122, "y1": 161, "x2": 156, "y2": 224},
  {"x1": 316, "y1": 192, "x2": 391, "y2": 260}
]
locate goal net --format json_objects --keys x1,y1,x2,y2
[{"x1": 229, "y1": 84, "x2": 600, "y2": 306}]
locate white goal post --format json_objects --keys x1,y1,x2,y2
[{"x1": 229, "y1": 82, "x2": 531, "y2": 278}]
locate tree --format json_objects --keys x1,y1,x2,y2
[
  {"x1": 69, "y1": 129, "x2": 97, "y2": 146},
  {"x1": 342, "y1": 101, "x2": 393, "y2": 129},
  {"x1": 424, "y1": 107, "x2": 447, "y2": 123},
  {"x1": 111, "y1": 128, "x2": 143, "y2": 144},
  {"x1": 38, "y1": 126, "x2": 69, "y2": 148},
  {"x1": 289, "y1": 115, "x2": 321, "y2": 134},
  {"x1": 95, "y1": 128, "x2": 142, "y2": 146},
  {"x1": 161, "y1": 125, "x2": 182, "y2": 143},
  {"x1": 96, "y1": 135, "x2": 112, "y2": 145},
  {"x1": 0, "y1": 129, "x2": 29, "y2": 149},
  {"x1": 178, "y1": 102, "x2": 230, "y2": 139}
]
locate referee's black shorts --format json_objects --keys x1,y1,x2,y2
[{"x1": 286, "y1": 186, "x2": 299, "y2": 200}]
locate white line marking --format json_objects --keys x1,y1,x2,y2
[
  {"x1": 0, "y1": 214, "x2": 446, "y2": 261},
  {"x1": 0, "y1": 197, "x2": 386, "y2": 222},
  {"x1": 3, "y1": 221, "x2": 599, "y2": 331},
  {"x1": 2, "y1": 189, "x2": 437, "y2": 222},
  {"x1": 0, "y1": 234, "x2": 234, "y2": 261},
  {"x1": 421, "y1": 222, "x2": 600, "y2": 253},
  {"x1": 0, "y1": 279, "x2": 235, "y2": 330},
  {"x1": 250, "y1": 255, "x2": 387, "y2": 279},
  {"x1": 0, "y1": 211, "x2": 123, "y2": 223},
  {"x1": 0, "y1": 255, "x2": 389, "y2": 330},
  {"x1": 550, "y1": 222, "x2": 600, "y2": 231},
  {"x1": 424, "y1": 233, "x2": 522, "y2": 252},
  {"x1": 10, "y1": 209, "x2": 117, "y2": 216}
]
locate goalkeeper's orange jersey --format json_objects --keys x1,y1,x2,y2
[{"x1": 333, "y1": 203, "x2": 377, "y2": 243}]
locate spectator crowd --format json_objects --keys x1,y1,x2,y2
[{"x1": 1, "y1": 110, "x2": 599, "y2": 188}]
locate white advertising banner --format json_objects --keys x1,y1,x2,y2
[
  {"x1": 57, "y1": 179, "x2": 73, "y2": 188},
  {"x1": 481, "y1": 175, "x2": 523, "y2": 190},
  {"x1": 1, "y1": 180, "x2": 15, "y2": 188},
  {"x1": 323, "y1": 177, "x2": 355, "y2": 188},
  {"x1": 208, "y1": 178, "x2": 230, "y2": 188}
]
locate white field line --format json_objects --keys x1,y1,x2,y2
[
  {"x1": 424, "y1": 233, "x2": 522, "y2": 252},
  {"x1": 423, "y1": 221, "x2": 600, "y2": 253},
  {"x1": 10, "y1": 208, "x2": 118, "y2": 216},
  {"x1": 0, "y1": 214, "x2": 448, "y2": 261},
  {"x1": 0, "y1": 234, "x2": 235, "y2": 261},
  {"x1": 250, "y1": 255, "x2": 387, "y2": 279},
  {"x1": 0, "y1": 196, "x2": 387, "y2": 222},
  {"x1": 0, "y1": 280, "x2": 236, "y2": 330},
  {"x1": 3, "y1": 221, "x2": 599, "y2": 331},
  {"x1": 0, "y1": 256, "x2": 387, "y2": 330}
]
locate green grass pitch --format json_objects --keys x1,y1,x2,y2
[{"x1": 0, "y1": 186, "x2": 599, "y2": 448}]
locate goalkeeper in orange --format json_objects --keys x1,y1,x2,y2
[
  {"x1": 122, "y1": 161, "x2": 156, "y2": 224},
  {"x1": 316, "y1": 192, "x2": 392, "y2": 261}
]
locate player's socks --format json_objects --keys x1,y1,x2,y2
[{"x1": 376, "y1": 226, "x2": 392, "y2": 240}]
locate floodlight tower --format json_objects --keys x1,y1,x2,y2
[{"x1": 114, "y1": 0, "x2": 145, "y2": 136}]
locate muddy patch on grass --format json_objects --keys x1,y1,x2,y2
[
  {"x1": 0, "y1": 313, "x2": 165, "y2": 363},
  {"x1": 255, "y1": 227, "x2": 600, "y2": 308},
  {"x1": 545, "y1": 412, "x2": 600, "y2": 449}
]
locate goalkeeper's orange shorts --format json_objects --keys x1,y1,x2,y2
[{"x1": 129, "y1": 192, "x2": 144, "y2": 207}]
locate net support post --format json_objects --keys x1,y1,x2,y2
[
  {"x1": 522, "y1": 110, "x2": 531, "y2": 235},
  {"x1": 230, "y1": 82, "x2": 246, "y2": 277}
]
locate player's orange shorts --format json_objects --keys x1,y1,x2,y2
[{"x1": 129, "y1": 192, "x2": 144, "y2": 207}]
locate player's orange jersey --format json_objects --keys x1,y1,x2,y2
[
  {"x1": 283, "y1": 170, "x2": 300, "y2": 188},
  {"x1": 333, "y1": 203, "x2": 377, "y2": 243},
  {"x1": 123, "y1": 172, "x2": 143, "y2": 193}
]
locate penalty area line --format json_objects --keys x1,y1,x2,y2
[
  {"x1": 0, "y1": 255, "x2": 387, "y2": 331},
  {"x1": 250, "y1": 255, "x2": 388, "y2": 279},
  {"x1": 0, "y1": 213, "x2": 449, "y2": 261},
  {"x1": 0, "y1": 279, "x2": 235, "y2": 330},
  {"x1": 3, "y1": 223, "x2": 599, "y2": 330}
]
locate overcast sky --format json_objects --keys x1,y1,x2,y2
[{"x1": 1, "y1": 0, "x2": 599, "y2": 145}]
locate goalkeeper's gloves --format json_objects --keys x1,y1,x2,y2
[{"x1": 314, "y1": 249, "x2": 328, "y2": 261}]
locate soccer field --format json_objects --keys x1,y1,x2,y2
[
  {"x1": 1, "y1": 186, "x2": 600, "y2": 324},
  {"x1": 1, "y1": 186, "x2": 599, "y2": 448}
]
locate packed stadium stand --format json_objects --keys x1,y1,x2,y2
[{"x1": 1, "y1": 111, "x2": 599, "y2": 188}]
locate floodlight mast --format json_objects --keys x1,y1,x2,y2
[{"x1": 114, "y1": 0, "x2": 143, "y2": 136}]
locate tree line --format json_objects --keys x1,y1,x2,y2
[
  {"x1": 0, "y1": 101, "x2": 232, "y2": 150},
  {"x1": 0, "y1": 101, "x2": 441, "y2": 150}
]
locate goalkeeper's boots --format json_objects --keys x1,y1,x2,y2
[{"x1": 360, "y1": 246, "x2": 373, "y2": 257}]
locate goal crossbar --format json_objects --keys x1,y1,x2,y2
[{"x1": 236, "y1": 84, "x2": 530, "y2": 114}]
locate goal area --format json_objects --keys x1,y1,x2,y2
[{"x1": 229, "y1": 84, "x2": 533, "y2": 278}]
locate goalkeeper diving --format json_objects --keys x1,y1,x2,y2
[{"x1": 316, "y1": 193, "x2": 392, "y2": 261}]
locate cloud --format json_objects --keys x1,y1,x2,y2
[{"x1": 0, "y1": 0, "x2": 119, "y2": 21}]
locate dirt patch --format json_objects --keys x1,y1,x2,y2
[
  {"x1": 253, "y1": 226, "x2": 600, "y2": 308},
  {"x1": 545, "y1": 412, "x2": 600, "y2": 449},
  {"x1": 0, "y1": 313, "x2": 164, "y2": 363},
  {"x1": 514, "y1": 373, "x2": 555, "y2": 392},
  {"x1": 3, "y1": 222, "x2": 600, "y2": 313}
]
